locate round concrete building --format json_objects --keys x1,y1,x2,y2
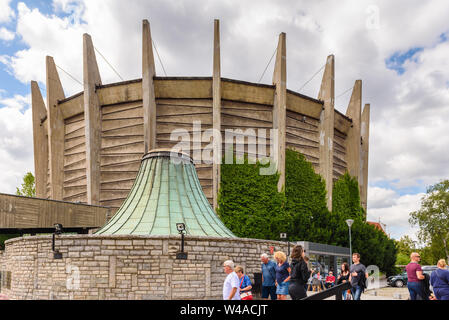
[
  {"x1": 31, "y1": 19, "x2": 370, "y2": 214},
  {"x1": 0, "y1": 19, "x2": 369, "y2": 300}
]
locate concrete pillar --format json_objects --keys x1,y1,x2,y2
[
  {"x1": 345, "y1": 80, "x2": 362, "y2": 180},
  {"x1": 83, "y1": 33, "x2": 102, "y2": 205},
  {"x1": 31, "y1": 81, "x2": 48, "y2": 198},
  {"x1": 272, "y1": 32, "x2": 286, "y2": 192},
  {"x1": 142, "y1": 19, "x2": 157, "y2": 153},
  {"x1": 360, "y1": 104, "x2": 370, "y2": 214},
  {"x1": 212, "y1": 19, "x2": 221, "y2": 210},
  {"x1": 46, "y1": 56, "x2": 65, "y2": 200},
  {"x1": 317, "y1": 55, "x2": 335, "y2": 210}
]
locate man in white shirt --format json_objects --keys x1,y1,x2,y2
[{"x1": 223, "y1": 260, "x2": 241, "y2": 300}]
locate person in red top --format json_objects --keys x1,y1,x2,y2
[
  {"x1": 406, "y1": 252, "x2": 426, "y2": 300},
  {"x1": 325, "y1": 271, "x2": 336, "y2": 289}
]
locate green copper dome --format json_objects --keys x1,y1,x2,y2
[{"x1": 95, "y1": 149, "x2": 235, "y2": 237}]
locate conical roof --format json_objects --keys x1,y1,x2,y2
[{"x1": 95, "y1": 149, "x2": 235, "y2": 237}]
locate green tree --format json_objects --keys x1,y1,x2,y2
[
  {"x1": 331, "y1": 171, "x2": 397, "y2": 275},
  {"x1": 418, "y1": 244, "x2": 440, "y2": 265},
  {"x1": 396, "y1": 235, "x2": 416, "y2": 256},
  {"x1": 409, "y1": 180, "x2": 449, "y2": 263},
  {"x1": 16, "y1": 172, "x2": 36, "y2": 197},
  {"x1": 395, "y1": 235, "x2": 416, "y2": 265}
]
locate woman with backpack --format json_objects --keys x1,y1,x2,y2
[
  {"x1": 288, "y1": 245, "x2": 311, "y2": 300},
  {"x1": 430, "y1": 259, "x2": 449, "y2": 300}
]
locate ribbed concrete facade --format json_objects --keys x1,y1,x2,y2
[{"x1": 31, "y1": 19, "x2": 370, "y2": 214}]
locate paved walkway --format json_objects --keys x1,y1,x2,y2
[{"x1": 363, "y1": 287, "x2": 409, "y2": 300}]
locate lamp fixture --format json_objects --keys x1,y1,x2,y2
[
  {"x1": 176, "y1": 222, "x2": 188, "y2": 260},
  {"x1": 52, "y1": 223, "x2": 63, "y2": 259}
]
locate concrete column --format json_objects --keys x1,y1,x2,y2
[
  {"x1": 142, "y1": 19, "x2": 157, "y2": 153},
  {"x1": 272, "y1": 32, "x2": 286, "y2": 192},
  {"x1": 212, "y1": 19, "x2": 221, "y2": 210},
  {"x1": 31, "y1": 81, "x2": 48, "y2": 198},
  {"x1": 345, "y1": 80, "x2": 362, "y2": 180},
  {"x1": 360, "y1": 104, "x2": 370, "y2": 214},
  {"x1": 46, "y1": 56, "x2": 65, "y2": 200},
  {"x1": 83, "y1": 33, "x2": 102, "y2": 205},
  {"x1": 317, "y1": 55, "x2": 335, "y2": 210}
]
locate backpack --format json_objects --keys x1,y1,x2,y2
[
  {"x1": 356, "y1": 268, "x2": 368, "y2": 292},
  {"x1": 420, "y1": 273, "x2": 431, "y2": 300},
  {"x1": 359, "y1": 272, "x2": 368, "y2": 292}
]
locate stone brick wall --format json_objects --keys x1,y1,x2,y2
[{"x1": 0, "y1": 235, "x2": 288, "y2": 300}]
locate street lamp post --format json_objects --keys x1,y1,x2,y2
[{"x1": 345, "y1": 219, "x2": 354, "y2": 267}]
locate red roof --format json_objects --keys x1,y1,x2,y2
[{"x1": 367, "y1": 221, "x2": 387, "y2": 235}]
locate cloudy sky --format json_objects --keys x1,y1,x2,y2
[{"x1": 1, "y1": 0, "x2": 448, "y2": 242}]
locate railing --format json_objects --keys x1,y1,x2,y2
[{"x1": 302, "y1": 282, "x2": 352, "y2": 300}]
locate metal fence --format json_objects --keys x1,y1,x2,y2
[{"x1": 302, "y1": 282, "x2": 352, "y2": 300}]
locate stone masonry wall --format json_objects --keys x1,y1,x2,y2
[{"x1": 0, "y1": 235, "x2": 288, "y2": 300}]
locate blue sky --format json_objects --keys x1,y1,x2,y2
[
  {"x1": 385, "y1": 48, "x2": 424, "y2": 75},
  {"x1": 0, "y1": 1, "x2": 48, "y2": 96},
  {"x1": 1, "y1": 0, "x2": 449, "y2": 241},
  {"x1": 370, "y1": 180, "x2": 426, "y2": 197}
]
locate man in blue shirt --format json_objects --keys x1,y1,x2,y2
[{"x1": 261, "y1": 253, "x2": 277, "y2": 300}]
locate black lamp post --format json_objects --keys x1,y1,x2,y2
[
  {"x1": 52, "y1": 223, "x2": 63, "y2": 259},
  {"x1": 176, "y1": 223, "x2": 188, "y2": 260},
  {"x1": 345, "y1": 219, "x2": 354, "y2": 267}
]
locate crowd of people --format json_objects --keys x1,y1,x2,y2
[
  {"x1": 224, "y1": 248, "x2": 449, "y2": 301},
  {"x1": 223, "y1": 245, "x2": 370, "y2": 300}
]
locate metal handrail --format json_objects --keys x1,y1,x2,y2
[{"x1": 302, "y1": 282, "x2": 352, "y2": 300}]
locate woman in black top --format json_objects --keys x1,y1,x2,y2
[
  {"x1": 337, "y1": 262, "x2": 350, "y2": 299},
  {"x1": 288, "y1": 245, "x2": 311, "y2": 300}
]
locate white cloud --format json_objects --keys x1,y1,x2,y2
[
  {"x1": 367, "y1": 186, "x2": 399, "y2": 209},
  {"x1": 0, "y1": 27, "x2": 15, "y2": 41},
  {"x1": 1, "y1": 0, "x2": 449, "y2": 240},
  {"x1": 0, "y1": 93, "x2": 30, "y2": 111},
  {"x1": 52, "y1": 0, "x2": 85, "y2": 22},
  {"x1": 367, "y1": 187, "x2": 425, "y2": 241},
  {"x1": 0, "y1": 95, "x2": 34, "y2": 194},
  {"x1": 0, "y1": 0, "x2": 15, "y2": 23},
  {"x1": 1, "y1": 2, "x2": 88, "y2": 94}
]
